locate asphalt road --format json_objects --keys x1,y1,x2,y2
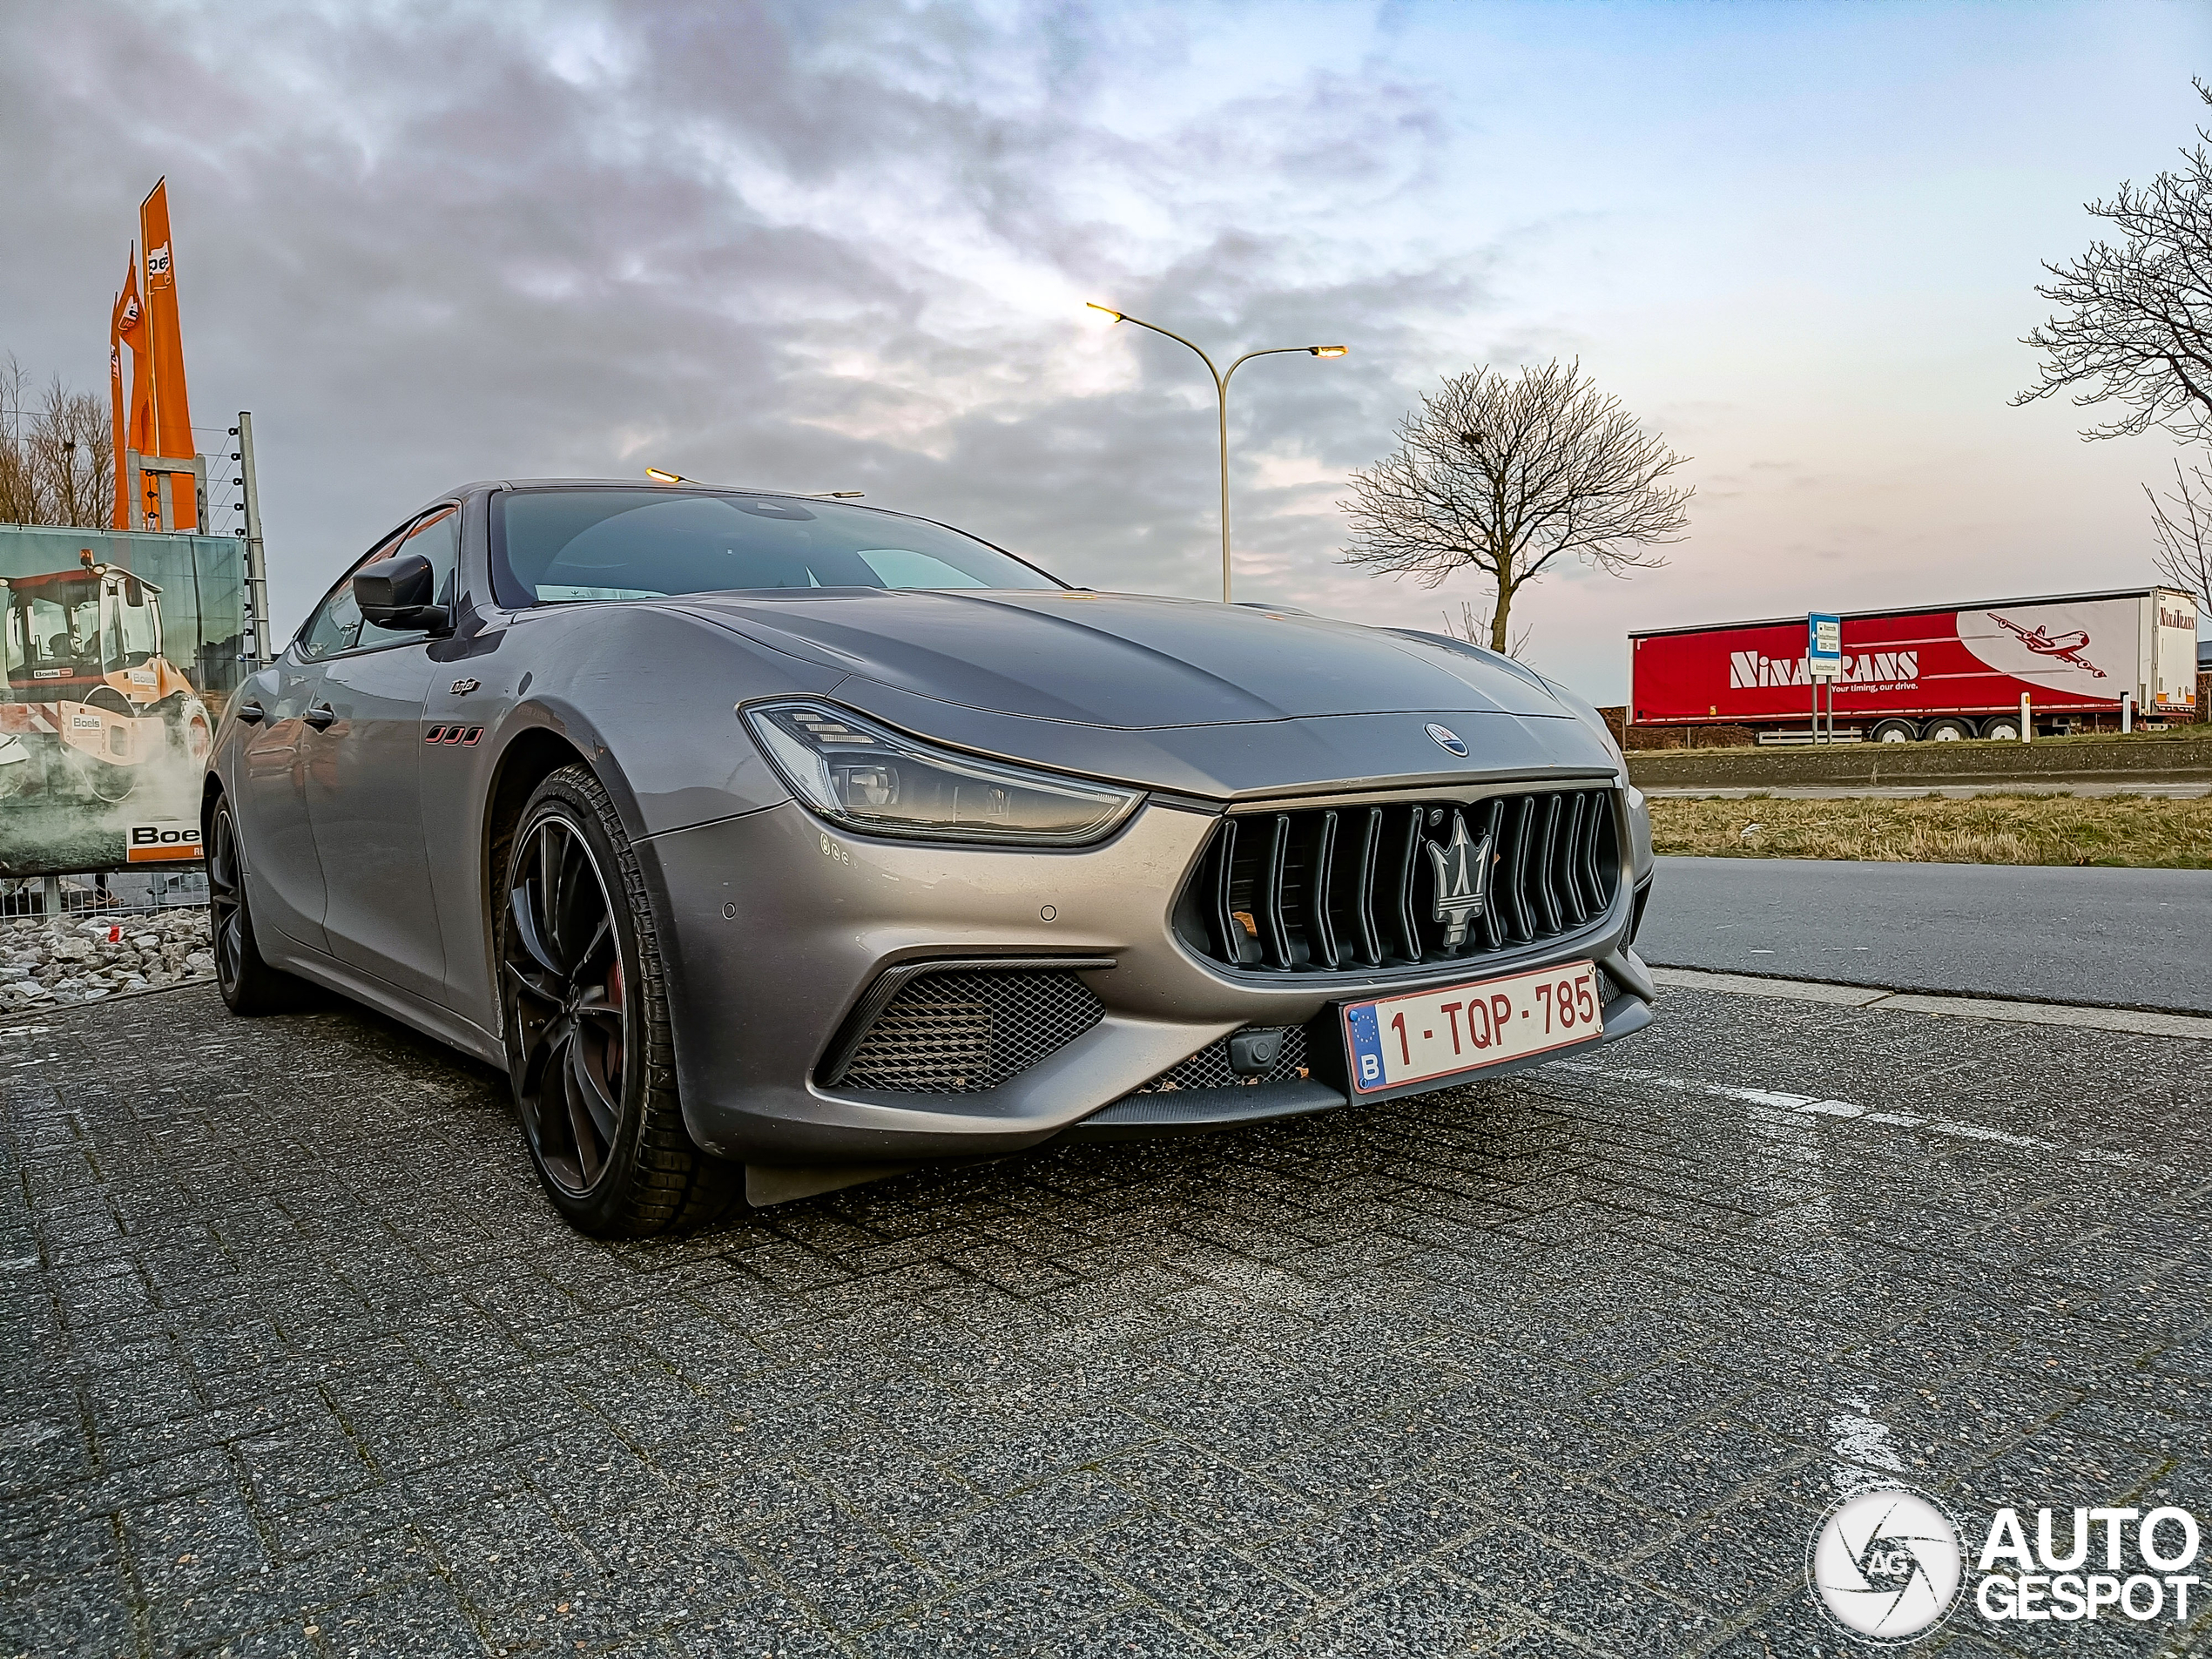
[
  {"x1": 1642, "y1": 783, "x2": 2212, "y2": 799},
  {"x1": 4, "y1": 980, "x2": 2211, "y2": 1657},
  {"x1": 1639, "y1": 855, "x2": 2212, "y2": 1015}
]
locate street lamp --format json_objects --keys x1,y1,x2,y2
[{"x1": 1088, "y1": 302, "x2": 1346, "y2": 603}]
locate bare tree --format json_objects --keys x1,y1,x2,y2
[
  {"x1": 2148, "y1": 455, "x2": 2212, "y2": 603},
  {"x1": 0, "y1": 354, "x2": 37, "y2": 526},
  {"x1": 2014, "y1": 79, "x2": 2212, "y2": 442},
  {"x1": 29, "y1": 376, "x2": 113, "y2": 529},
  {"x1": 1441, "y1": 601, "x2": 1531, "y2": 660},
  {"x1": 1341, "y1": 359, "x2": 1690, "y2": 653},
  {"x1": 0, "y1": 354, "x2": 114, "y2": 529}
]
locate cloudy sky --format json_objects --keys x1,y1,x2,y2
[{"x1": 3, "y1": 0, "x2": 2206, "y2": 702}]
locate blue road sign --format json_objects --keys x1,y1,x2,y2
[{"x1": 1808, "y1": 613, "x2": 1842, "y2": 678}]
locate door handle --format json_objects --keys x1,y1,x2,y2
[
  {"x1": 302, "y1": 702, "x2": 336, "y2": 731},
  {"x1": 235, "y1": 701, "x2": 266, "y2": 725}
]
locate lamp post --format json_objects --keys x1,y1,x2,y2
[{"x1": 1088, "y1": 303, "x2": 1345, "y2": 603}]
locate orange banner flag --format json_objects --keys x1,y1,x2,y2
[
  {"x1": 108, "y1": 267, "x2": 130, "y2": 529},
  {"x1": 115, "y1": 248, "x2": 157, "y2": 527},
  {"x1": 138, "y1": 178, "x2": 197, "y2": 528}
]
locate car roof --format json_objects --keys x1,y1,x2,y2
[{"x1": 452, "y1": 478, "x2": 834, "y2": 502}]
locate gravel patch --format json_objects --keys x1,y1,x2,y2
[{"x1": 0, "y1": 907, "x2": 213, "y2": 1009}]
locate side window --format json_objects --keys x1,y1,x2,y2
[
  {"x1": 297, "y1": 527, "x2": 404, "y2": 661},
  {"x1": 357, "y1": 505, "x2": 461, "y2": 650},
  {"x1": 297, "y1": 572, "x2": 367, "y2": 661},
  {"x1": 403, "y1": 506, "x2": 461, "y2": 610},
  {"x1": 294, "y1": 504, "x2": 460, "y2": 660}
]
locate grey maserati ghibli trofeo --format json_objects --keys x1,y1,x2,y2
[{"x1": 206, "y1": 481, "x2": 1656, "y2": 1235}]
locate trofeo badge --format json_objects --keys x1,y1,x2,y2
[{"x1": 1424, "y1": 811, "x2": 1492, "y2": 949}]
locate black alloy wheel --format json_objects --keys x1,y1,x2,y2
[
  {"x1": 503, "y1": 810, "x2": 629, "y2": 1198},
  {"x1": 497, "y1": 765, "x2": 733, "y2": 1236},
  {"x1": 206, "y1": 795, "x2": 304, "y2": 1014}
]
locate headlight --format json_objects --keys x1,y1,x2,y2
[{"x1": 743, "y1": 700, "x2": 1141, "y2": 845}]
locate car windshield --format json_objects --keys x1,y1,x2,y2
[{"x1": 491, "y1": 489, "x2": 1061, "y2": 607}]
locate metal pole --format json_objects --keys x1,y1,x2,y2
[
  {"x1": 1215, "y1": 374, "x2": 1231, "y2": 604},
  {"x1": 236, "y1": 412, "x2": 271, "y2": 664},
  {"x1": 1087, "y1": 307, "x2": 1342, "y2": 606}
]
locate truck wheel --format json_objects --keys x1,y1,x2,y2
[
  {"x1": 74, "y1": 752, "x2": 134, "y2": 804},
  {"x1": 496, "y1": 764, "x2": 736, "y2": 1237},
  {"x1": 207, "y1": 794, "x2": 309, "y2": 1014},
  {"x1": 1869, "y1": 719, "x2": 1919, "y2": 743},
  {"x1": 1976, "y1": 716, "x2": 2018, "y2": 741},
  {"x1": 1925, "y1": 718, "x2": 1973, "y2": 741}
]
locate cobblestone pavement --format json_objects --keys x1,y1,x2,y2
[{"x1": 3, "y1": 981, "x2": 2210, "y2": 1658}]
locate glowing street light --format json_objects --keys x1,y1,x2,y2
[{"x1": 1088, "y1": 302, "x2": 1346, "y2": 602}]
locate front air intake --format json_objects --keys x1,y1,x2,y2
[
  {"x1": 1135, "y1": 1024, "x2": 1312, "y2": 1093},
  {"x1": 1175, "y1": 788, "x2": 1621, "y2": 974},
  {"x1": 822, "y1": 961, "x2": 1109, "y2": 1094}
]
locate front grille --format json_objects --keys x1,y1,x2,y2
[
  {"x1": 1136, "y1": 1024, "x2": 1311, "y2": 1093},
  {"x1": 837, "y1": 969, "x2": 1104, "y2": 1093},
  {"x1": 1176, "y1": 789, "x2": 1621, "y2": 974}
]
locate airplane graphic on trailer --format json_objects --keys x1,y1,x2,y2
[{"x1": 1986, "y1": 613, "x2": 2106, "y2": 678}]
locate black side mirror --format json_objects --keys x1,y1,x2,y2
[{"x1": 354, "y1": 554, "x2": 449, "y2": 632}]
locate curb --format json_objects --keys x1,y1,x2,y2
[
  {"x1": 1651, "y1": 966, "x2": 2212, "y2": 1040},
  {"x1": 0, "y1": 973, "x2": 218, "y2": 1031}
]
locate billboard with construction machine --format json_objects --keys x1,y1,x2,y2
[{"x1": 0, "y1": 525, "x2": 244, "y2": 877}]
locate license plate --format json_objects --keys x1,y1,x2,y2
[{"x1": 1342, "y1": 960, "x2": 1602, "y2": 1096}]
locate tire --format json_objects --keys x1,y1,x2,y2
[
  {"x1": 1925, "y1": 718, "x2": 1974, "y2": 742},
  {"x1": 497, "y1": 764, "x2": 735, "y2": 1237},
  {"x1": 1869, "y1": 719, "x2": 1918, "y2": 743},
  {"x1": 207, "y1": 793, "x2": 310, "y2": 1014},
  {"x1": 1976, "y1": 716, "x2": 2019, "y2": 741}
]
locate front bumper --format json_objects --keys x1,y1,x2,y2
[{"x1": 638, "y1": 795, "x2": 1656, "y2": 1180}]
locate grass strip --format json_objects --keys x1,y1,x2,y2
[{"x1": 1649, "y1": 791, "x2": 2212, "y2": 867}]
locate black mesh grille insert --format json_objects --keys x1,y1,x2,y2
[
  {"x1": 1136, "y1": 1024, "x2": 1311, "y2": 1093},
  {"x1": 838, "y1": 969, "x2": 1104, "y2": 1094},
  {"x1": 1177, "y1": 788, "x2": 1622, "y2": 974}
]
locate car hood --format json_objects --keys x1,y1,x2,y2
[{"x1": 674, "y1": 588, "x2": 1574, "y2": 727}]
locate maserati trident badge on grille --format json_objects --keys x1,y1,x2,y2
[
  {"x1": 1426, "y1": 723, "x2": 1468, "y2": 757},
  {"x1": 1425, "y1": 811, "x2": 1492, "y2": 948}
]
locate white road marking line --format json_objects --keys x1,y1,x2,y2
[
  {"x1": 1548, "y1": 1058, "x2": 2159, "y2": 1171},
  {"x1": 1649, "y1": 967, "x2": 2212, "y2": 1039},
  {"x1": 1830, "y1": 1405, "x2": 1908, "y2": 1491}
]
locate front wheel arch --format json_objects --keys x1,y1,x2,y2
[{"x1": 495, "y1": 763, "x2": 734, "y2": 1235}]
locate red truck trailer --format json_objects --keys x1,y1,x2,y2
[{"x1": 1629, "y1": 586, "x2": 2200, "y2": 742}]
